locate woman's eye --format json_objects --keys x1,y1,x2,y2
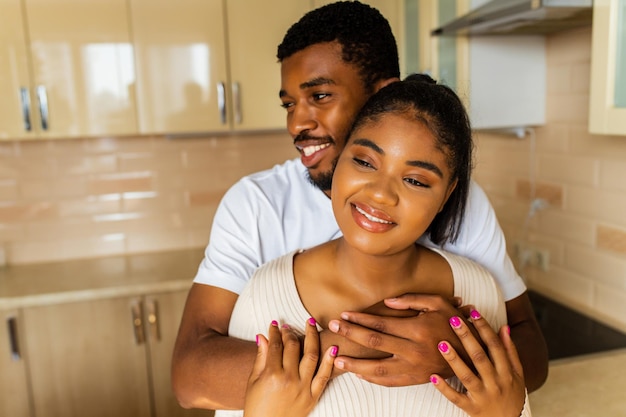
[
  {"x1": 353, "y1": 157, "x2": 373, "y2": 168},
  {"x1": 404, "y1": 177, "x2": 427, "y2": 187}
]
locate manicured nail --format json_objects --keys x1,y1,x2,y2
[
  {"x1": 330, "y1": 346, "x2": 338, "y2": 356},
  {"x1": 255, "y1": 334, "x2": 260, "y2": 345},
  {"x1": 506, "y1": 325, "x2": 511, "y2": 335},
  {"x1": 271, "y1": 320, "x2": 279, "y2": 327},
  {"x1": 470, "y1": 309, "x2": 481, "y2": 320},
  {"x1": 281, "y1": 323, "x2": 290, "y2": 329},
  {"x1": 430, "y1": 375, "x2": 439, "y2": 384},
  {"x1": 449, "y1": 316, "x2": 462, "y2": 329},
  {"x1": 438, "y1": 342, "x2": 449, "y2": 353},
  {"x1": 308, "y1": 317, "x2": 317, "y2": 326}
]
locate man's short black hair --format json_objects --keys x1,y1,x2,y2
[{"x1": 277, "y1": 1, "x2": 400, "y2": 93}]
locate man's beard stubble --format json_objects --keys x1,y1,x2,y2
[{"x1": 307, "y1": 156, "x2": 338, "y2": 192}]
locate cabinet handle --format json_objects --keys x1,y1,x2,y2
[
  {"x1": 19, "y1": 87, "x2": 32, "y2": 131},
  {"x1": 131, "y1": 300, "x2": 145, "y2": 345},
  {"x1": 146, "y1": 299, "x2": 160, "y2": 342},
  {"x1": 6, "y1": 316, "x2": 21, "y2": 361},
  {"x1": 217, "y1": 82, "x2": 227, "y2": 125},
  {"x1": 36, "y1": 85, "x2": 49, "y2": 130},
  {"x1": 232, "y1": 82, "x2": 242, "y2": 124}
]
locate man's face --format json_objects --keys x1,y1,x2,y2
[{"x1": 279, "y1": 42, "x2": 372, "y2": 194}]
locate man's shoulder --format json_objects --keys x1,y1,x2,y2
[{"x1": 238, "y1": 158, "x2": 308, "y2": 189}]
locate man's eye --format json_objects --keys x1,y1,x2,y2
[
  {"x1": 313, "y1": 93, "x2": 330, "y2": 101},
  {"x1": 280, "y1": 102, "x2": 294, "y2": 109}
]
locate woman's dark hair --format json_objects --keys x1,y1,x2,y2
[
  {"x1": 277, "y1": 1, "x2": 400, "y2": 93},
  {"x1": 350, "y1": 74, "x2": 474, "y2": 245}
]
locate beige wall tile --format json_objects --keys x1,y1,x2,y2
[
  {"x1": 538, "y1": 154, "x2": 599, "y2": 186},
  {"x1": 597, "y1": 225, "x2": 626, "y2": 255},
  {"x1": 537, "y1": 210, "x2": 595, "y2": 245},
  {"x1": 565, "y1": 243, "x2": 626, "y2": 289}
]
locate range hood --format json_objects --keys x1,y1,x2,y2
[{"x1": 432, "y1": 0, "x2": 593, "y2": 36}]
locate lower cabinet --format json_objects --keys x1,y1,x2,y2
[
  {"x1": 0, "y1": 309, "x2": 30, "y2": 417},
  {"x1": 2, "y1": 289, "x2": 211, "y2": 417}
]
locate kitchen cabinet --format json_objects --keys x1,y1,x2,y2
[
  {"x1": 131, "y1": 0, "x2": 310, "y2": 134},
  {"x1": 408, "y1": 0, "x2": 546, "y2": 131},
  {"x1": 0, "y1": 309, "x2": 31, "y2": 417},
  {"x1": 589, "y1": 0, "x2": 626, "y2": 135},
  {"x1": 0, "y1": 0, "x2": 138, "y2": 140},
  {"x1": 16, "y1": 290, "x2": 207, "y2": 417}
]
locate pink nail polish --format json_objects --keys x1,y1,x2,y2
[
  {"x1": 470, "y1": 309, "x2": 481, "y2": 320},
  {"x1": 330, "y1": 346, "x2": 338, "y2": 356},
  {"x1": 430, "y1": 375, "x2": 439, "y2": 384},
  {"x1": 438, "y1": 342, "x2": 449, "y2": 353},
  {"x1": 255, "y1": 335, "x2": 260, "y2": 345},
  {"x1": 308, "y1": 317, "x2": 317, "y2": 326},
  {"x1": 506, "y1": 325, "x2": 511, "y2": 335},
  {"x1": 271, "y1": 320, "x2": 278, "y2": 327},
  {"x1": 449, "y1": 316, "x2": 462, "y2": 329}
]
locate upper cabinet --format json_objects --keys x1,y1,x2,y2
[
  {"x1": 131, "y1": 0, "x2": 311, "y2": 134},
  {"x1": 0, "y1": 0, "x2": 138, "y2": 139},
  {"x1": 589, "y1": 0, "x2": 626, "y2": 135}
]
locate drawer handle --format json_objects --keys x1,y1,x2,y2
[
  {"x1": 19, "y1": 87, "x2": 32, "y2": 131},
  {"x1": 7, "y1": 317, "x2": 20, "y2": 361},
  {"x1": 217, "y1": 82, "x2": 227, "y2": 125},
  {"x1": 146, "y1": 299, "x2": 160, "y2": 342},
  {"x1": 36, "y1": 85, "x2": 49, "y2": 130},
  {"x1": 232, "y1": 82, "x2": 242, "y2": 124},
  {"x1": 131, "y1": 301, "x2": 145, "y2": 345}
]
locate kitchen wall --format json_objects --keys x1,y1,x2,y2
[
  {"x1": 0, "y1": 131, "x2": 295, "y2": 264},
  {"x1": 472, "y1": 27, "x2": 626, "y2": 332},
  {"x1": 1, "y1": 26, "x2": 625, "y2": 331}
]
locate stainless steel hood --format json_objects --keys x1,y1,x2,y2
[{"x1": 432, "y1": 0, "x2": 593, "y2": 36}]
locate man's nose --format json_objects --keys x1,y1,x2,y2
[{"x1": 288, "y1": 105, "x2": 317, "y2": 137}]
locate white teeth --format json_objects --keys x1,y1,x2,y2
[
  {"x1": 301, "y1": 143, "x2": 330, "y2": 157},
  {"x1": 355, "y1": 205, "x2": 392, "y2": 224}
]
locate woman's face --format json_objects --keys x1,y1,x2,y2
[{"x1": 331, "y1": 112, "x2": 457, "y2": 256}]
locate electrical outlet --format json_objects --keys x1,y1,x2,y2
[
  {"x1": 534, "y1": 248, "x2": 550, "y2": 271},
  {"x1": 513, "y1": 241, "x2": 549, "y2": 271}
]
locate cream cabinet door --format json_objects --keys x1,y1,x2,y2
[
  {"x1": 23, "y1": 0, "x2": 137, "y2": 138},
  {"x1": 130, "y1": 0, "x2": 230, "y2": 135},
  {"x1": 146, "y1": 290, "x2": 210, "y2": 417},
  {"x1": 0, "y1": 0, "x2": 36, "y2": 139},
  {"x1": 22, "y1": 297, "x2": 152, "y2": 417},
  {"x1": 0, "y1": 310, "x2": 31, "y2": 417},
  {"x1": 226, "y1": 0, "x2": 311, "y2": 131},
  {"x1": 589, "y1": 0, "x2": 626, "y2": 135}
]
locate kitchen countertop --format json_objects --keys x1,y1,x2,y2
[
  {"x1": 529, "y1": 348, "x2": 626, "y2": 416},
  {"x1": 0, "y1": 248, "x2": 205, "y2": 309}
]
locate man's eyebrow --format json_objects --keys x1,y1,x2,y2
[
  {"x1": 279, "y1": 77, "x2": 335, "y2": 98},
  {"x1": 352, "y1": 138, "x2": 444, "y2": 178}
]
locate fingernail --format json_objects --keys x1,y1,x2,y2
[
  {"x1": 449, "y1": 316, "x2": 462, "y2": 329},
  {"x1": 386, "y1": 297, "x2": 398, "y2": 302},
  {"x1": 328, "y1": 320, "x2": 339, "y2": 332},
  {"x1": 255, "y1": 334, "x2": 260, "y2": 345},
  {"x1": 506, "y1": 325, "x2": 511, "y2": 335},
  {"x1": 281, "y1": 323, "x2": 290, "y2": 329},
  {"x1": 308, "y1": 317, "x2": 317, "y2": 326},
  {"x1": 330, "y1": 346, "x2": 338, "y2": 356},
  {"x1": 430, "y1": 375, "x2": 439, "y2": 385},
  {"x1": 335, "y1": 359, "x2": 344, "y2": 369},
  {"x1": 271, "y1": 320, "x2": 278, "y2": 327},
  {"x1": 470, "y1": 309, "x2": 481, "y2": 320},
  {"x1": 438, "y1": 342, "x2": 449, "y2": 353}
]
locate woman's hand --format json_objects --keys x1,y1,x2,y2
[
  {"x1": 430, "y1": 310, "x2": 528, "y2": 417},
  {"x1": 243, "y1": 318, "x2": 337, "y2": 417}
]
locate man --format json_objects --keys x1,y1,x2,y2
[{"x1": 172, "y1": 2, "x2": 548, "y2": 411}]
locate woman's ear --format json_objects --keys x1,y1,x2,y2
[{"x1": 438, "y1": 179, "x2": 458, "y2": 213}]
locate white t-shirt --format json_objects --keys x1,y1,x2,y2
[{"x1": 194, "y1": 158, "x2": 526, "y2": 301}]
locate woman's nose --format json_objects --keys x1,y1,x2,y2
[{"x1": 366, "y1": 174, "x2": 399, "y2": 205}]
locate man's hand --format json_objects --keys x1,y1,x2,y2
[{"x1": 327, "y1": 294, "x2": 470, "y2": 386}]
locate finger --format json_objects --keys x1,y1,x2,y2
[
  {"x1": 248, "y1": 334, "x2": 269, "y2": 384},
  {"x1": 280, "y1": 324, "x2": 303, "y2": 373},
  {"x1": 266, "y1": 320, "x2": 284, "y2": 370},
  {"x1": 328, "y1": 317, "x2": 407, "y2": 355},
  {"x1": 430, "y1": 373, "x2": 471, "y2": 411},
  {"x1": 466, "y1": 310, "x2": 509, "y2": 377},
  {"x1": 311, "y1": 345, "x2": 337, "y2": 400},
  {"x1": 383, "y1": 293, "x2": 450, "y2": 312},
  {"x1": 448, "y1": 314, "x2": 496, "y2": 384},
  {"x1": 499, "y1": 324, "x2": 524, "y2": 381},
  {"x1": 436, "y1": 339, "x2": 482, "y2": 391},
  {"x1": 299, "y1": 317, "x2": 321, "y2": 380},
  {"x1": 334, "y1": 356, "x2": 416, "y2": 386}
]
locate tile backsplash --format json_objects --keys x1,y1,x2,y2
[{"x1": 0, "y1": 131, "x2": 295, "y2": 264}]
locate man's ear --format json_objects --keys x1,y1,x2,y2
[{"x1": 373, "y1": 77, "x2": 400, "y2": 93}]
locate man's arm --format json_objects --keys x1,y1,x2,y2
[
  {"x1": 171, "y1": 283, "x2": 256, "y2": 410},
  {"x1": 505, "y1": 291, "x2": 549, "y2": 393}
]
